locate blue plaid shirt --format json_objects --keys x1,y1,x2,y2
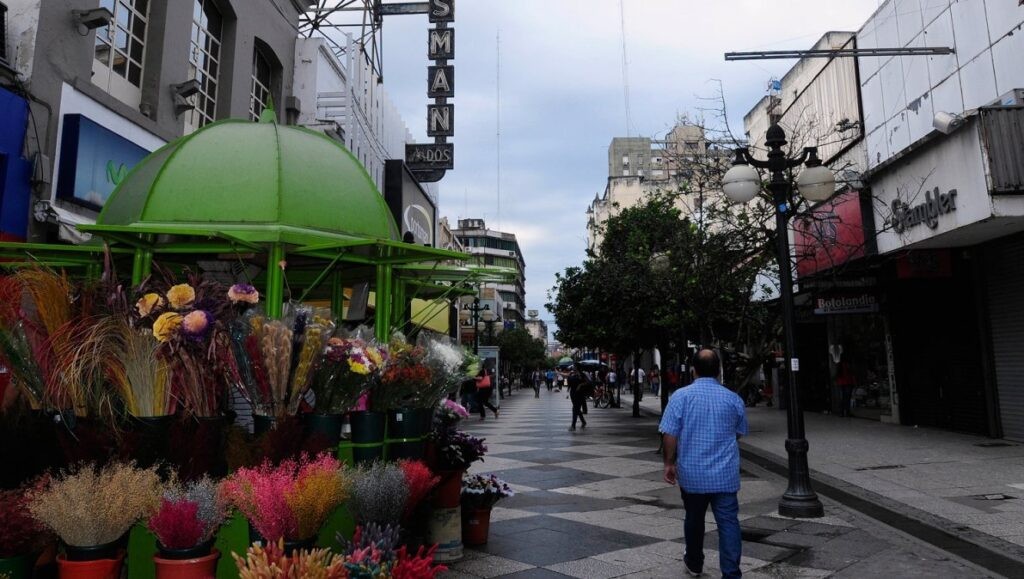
[{"x1": 659, "y1": 377, "x2": 748, "y2": 493}]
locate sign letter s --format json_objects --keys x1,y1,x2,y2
[{"x1": 431, "y1": 0, "x2": 451, "y2": 17}]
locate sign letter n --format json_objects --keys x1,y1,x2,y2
[
  {"x1": 428, "y1": 105, "x2": 454, "y2": 137},
  {"x1": 429, "y1": 0, "x2": 454, "y2": 22}
]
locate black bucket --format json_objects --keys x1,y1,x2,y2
[
  {"x1": 303, "y1": 413, "x2": 344, "y2": 448},
  {"x1": 63, "y1": 534, "x2": 127, "y2": 562},
  {"x1": 349, "y1": 411, "x2": 386, "y2": 444},
  {"x1": 387, "y1": 408, "x2": 429, "y2": 439},
  {"x1": 386, "y1": 439, "x2": 426, "y2": 461},
  {"x1": 156, "y1": 538, "x2": 215, "y2": 560},
  {"x1": 253, "y1": 414, "x2": 277, "y2": 437},
  {"x1": 128, "y1": 414, "x2": 173, "y2": 469}
]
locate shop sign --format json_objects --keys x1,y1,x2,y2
[
  {"x1": 814, "y1": 293, "x2": 880, "y2": 315},
  {"x1": 890, "y1": 187, "x2": 957, "y2": 233},
  {"x1": 385, "y1": 160, "x2": 437, "y2": 245},
  {"x1": 56, "y1": 114, "x2": 148, "y2": 210},
  {"x1": 402, "y1": 0, "x2": 455, "y2": 181}
]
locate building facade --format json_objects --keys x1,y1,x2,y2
[
  {"x1": 453, "y1": 218, "x2": 526, "y2": 328},
  {"x1": 523, "y1": 311, "x2": 548, "y2": 344},
  {"x1": 2, "y1": 0, "x2": 308, "y2": 244}
]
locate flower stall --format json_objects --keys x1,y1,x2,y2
[{"x1": 0, "y1": 109, "x2": 515, "y2": 578}]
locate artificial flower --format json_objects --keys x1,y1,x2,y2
[
  {"x1": 228, "y1": 283, "x2": 260, "y2": 305},
  {"x1": 153, "y1": 312, "x2": 184, "y2": 343},
  {"x1": 181, "y1": 310, "x2": 213, "y2": 337},
  {"x1": 167, "y1": 284, "x2": 196, "y2": 310},
  {"x1": 136, "y1": 293, "x2": 165, "y2": 317},
  {"x1": 443, "y1": 399, "x2": 469, "y2": 418}
]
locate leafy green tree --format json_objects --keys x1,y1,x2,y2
[{"x1": 497, "y1": 327, "x2": 547, "y2": 379}]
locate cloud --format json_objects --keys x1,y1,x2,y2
[{"x1": 355, "y1": 0, "x2": 880, "y2": 332}]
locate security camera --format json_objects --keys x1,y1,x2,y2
[
  {"x1": 933, "y1": 111, "x2": 965, "y2": 135},
  {"x1": 72, "y1": 8, "x2": 114, "y2": 32}
]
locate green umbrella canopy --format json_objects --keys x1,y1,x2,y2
[{"x1": 89, "y1": 115, "x2": 400, "y2": 245}]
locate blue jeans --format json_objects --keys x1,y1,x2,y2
[{"x1": 680, "y1": 489, "x2": 742, "y2": 578}]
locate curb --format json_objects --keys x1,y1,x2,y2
[{"x1": 739, "y1": 443, "x2": 1024, "y2": 578}]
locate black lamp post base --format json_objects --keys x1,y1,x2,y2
[{"x1": 779, "y1": 493, "x2": 824, "y2": 518}]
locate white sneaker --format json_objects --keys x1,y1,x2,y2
[{"x1": 684, "y1": 560, "x2": 702, "y2": 577}]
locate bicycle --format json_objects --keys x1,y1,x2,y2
[{"x1": 591, "y1": 384, "x2": 614, "y2": 408}]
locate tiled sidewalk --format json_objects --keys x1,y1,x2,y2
[{"x1": 440, "y1": 389, "x2": 994, "y2": 578}]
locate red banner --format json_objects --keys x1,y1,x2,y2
[{"x1": 793, "y1": 190, "x2": 867, "y2": 278}]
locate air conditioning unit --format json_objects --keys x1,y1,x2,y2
[
  {"x1": 0, "y1": 2, "x2": 9, "y2": 68},
  {"x1": 507, "y1": 251, "x2": 516, "y2": 258}
]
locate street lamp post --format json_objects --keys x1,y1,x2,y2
[
  {"x1": 463, "y1": 298, "x2": 491, "y2": 355},
  {"x1": 722, "y1": 123, "x2": 833, "y2": 519}
]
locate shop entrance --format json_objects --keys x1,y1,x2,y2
[{"x1": 827, "y1": 314, "x2": 893, "y2": 420}]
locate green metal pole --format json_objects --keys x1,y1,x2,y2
[
  {"x1": 140, "y1": 235, "x2": 154, "y2": 281},
  {"x1": 266, "y1": 244, "x2": 285, "y2": 319},
  {"x1": 393, "y1": 280, "x2": 407, "y2": 331},
  {"x1": 131, "y1": 247, "x2": 145, "y2": 287},
  {"x1": 331, "y1": 272, "x2": 344, "y2": 319},
  {"x1": 374, "y1": 261, "x2": 393, "y2": 342}
]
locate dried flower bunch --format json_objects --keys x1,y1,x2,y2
[
  {"x1": 339, "y1": 522, "x2": 401, "y2": 563},
  {"x1": 0, "y1": 481, "x2": 49, "y2": 558},
  {"x1": 27, "y1": 462, "x2": 162, "y2": 547},
  {"x1": 348, "y1": 462, "x2": 409, "y2": 526},
  {"x1": 310, "y1": 337, "x2": 387, "y2": 414},
  {"x1": 221, "y1": 453, "x2": 350, "y2": 542},
  {"x1": 462, "y1": 473, "x2": 515, "y2": 509},
  {"x1": 148, "y1": 477, "x2": 227, "y2": 550},
  {"x1": 398, "y1": 460, "x2": 439, "y2": 520},
  {"x1": 135, "y1": 272, "x2": 242, "y2": 417},
  {"x1": 233, "y1": 539, "x2": 347, "y2": 579},
  {"x1": 337, "y1": 524, "x2": 447, "y2": 579}
]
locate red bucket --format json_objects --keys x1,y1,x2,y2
[
  {"x1": 153, "y1": 549, "x2": 219, "y2": 579},
  {"x1": 462, "y1": 507, "x2": 492, "y2": 546},
  {"x1": 432, "y1": 469, "x2": 465, "y2": 508},
  {"x1": 56, "y1": 552, "x2": 124, "y2": 579}
]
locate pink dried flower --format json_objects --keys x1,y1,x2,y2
[
  {"x1": 181, "y1": 310, "x2": 213, "y2": 337},
  {"x1": 228, "y1": 284, "x2": 260, "y2": 305}
]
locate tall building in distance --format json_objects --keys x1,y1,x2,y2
[
  {"x1": 453, "y1": 218, "x2": 527, "y2": 328},
  {"x1": 523, "y1": 310, "x2": 548, "y2": 344}
]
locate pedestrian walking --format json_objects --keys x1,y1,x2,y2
[
  {"x1": 545, "y1": 369, "x2": 555, "y2": 391},
  {"x1": 475, "y1": 369, "x2": 499, "y2": 420},
  {"x1": 659, "y1": 349, "x2": 748, "y2": 579},
  {"x1": 567, "y1": 366, "x2": 589, "y2": 431},
  {"x1": 532, "y1": 367, "x2": 542, "y2": 398},
  {"x1": 650, "y1": 365, "x2": 661, "y2": 395}
]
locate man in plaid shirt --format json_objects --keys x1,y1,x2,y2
[{"x1": 660, "y1": 349, "x2": 748, "y2": 578}]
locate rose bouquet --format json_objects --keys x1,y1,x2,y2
[
  {"x1": 310, "y1": 337, "x2": 386, "y2": 414},
  {"x1": 27, "y1": 462, "x2": 162, "y2": 551},
  {"x1": 462, "y1": 474, "x2": 515, "y2": 509},
  {"x1": 434, "y1": 399, "x2": 469, "y2": 431},
  {"x1": 221, "y1": 453, "x2": 350, "y2": 543},
  {"x1": 148, "y1": 477, "x2": 227, "y2": 555}
]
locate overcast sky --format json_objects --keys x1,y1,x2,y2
[{"x1": 371, "y1": 1, "x2": 881, "y2": 336}]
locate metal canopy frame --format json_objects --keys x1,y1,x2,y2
[{"x1": 724, "y1": 47, "x2": 955, "y2": 61}]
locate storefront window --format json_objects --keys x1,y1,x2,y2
[
  {"x1": 829, "y1": 314, "x2": 893, "y2": 419},
  {"x1": 92, "y1": 0, "x2": 149, "y2": 107},
  {"x1": 185, "y1": 0, "x2": 223, "y2": 133}
]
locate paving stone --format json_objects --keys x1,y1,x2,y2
[
  {"x1": 449, "y1": 555, "x2": 536, "y2": 578},
  {"x1": 493, "y1": 466, "x2": 618, "y2": 490},
  {"x1": 828, "y1": 547, "x2": 990, "y2": 578},
  {"x1": 490, "y1": 449, "x2": 599, "y2": 464},
  {"x1": 543, "y1": 557, "x2": 635, "y2": 579},
  {"x1": 760, "y1": 530, "x2": 831, "y2": 549},
  {"x1": 788, "y1": 520, "x2": 855, "y2": 538},
  {"x1": 495, "y1": 569, "x2": 574, "y2": 579}
]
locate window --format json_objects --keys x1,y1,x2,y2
[
  {"x1": 250, "y1": 47, "x2": 272, "y2": 120},
  {"x1": 185, "y1": 0, "x2": 222, "y2": 132},
  {"x1": 621, "y1": 155, "x2": 629, "y2": 164},
  {"x1": 92, "y1": 0, "x2": 149, "y2": 107},
  {"x1": 622, "y1": 170, "x2": 630, "y2": 176}
]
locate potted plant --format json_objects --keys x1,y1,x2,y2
[
  {"x1": 338, "y1": 523, "x2": 448, "y2": 578},
  {"x1": 148, "y1": 477, "x2": 227, "y2": 577},
  {"x1": 375, "y1": 343, "x2": 433, "y2": 460},
  {"x1": 27, "y1": 462, "x2": 161, "y2": 577},
  {"x1": 347, "y1": 462, "x2": 409, "y2": 528},
  {"x1": 429, "y1": 429, "x2": 487, "y2": 508},
  {"x1": 0, "y1": 482, "x2": 49, "y2": 579},
  {"x1": 221, "y1": 453, "x2": 350, "y2": 552},
  {"x1": 309, "y1": 336, "x2": 385, "y2": 448},
  {"x1": 461, "y1": 474, "x2": 515, "y2": 546}
]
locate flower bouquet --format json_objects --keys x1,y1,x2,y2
[
  {"x1": 371, "y1": 342, "x2": 432, "y2": 413},
  {"x1": 27, "y1": 462, "x2": 162, "y2": 563},
  {"x1": 221, "y1": 453, "x2": 350, "y2": 546},
  {"x1": 417, "y1": 338, "x2": 470, "y2": 409},
  {"x1": 311, "y1": 337, "x2": 386, "y2": 415},
  {"x1": 148, "y1": 477, "x2": 227, "y2": 559},
  {"x1": 461, "y1": 474, "x2": 515, "y2": 510},
  {"x1": 433, "y1": 429, "x2": 487, "y2": 472},
  {"x1": 338, "y1": 524, "x2": 447, "y2": 579},
  {"x1": 434, "y1": 399, "x2": 470, "y2": 431}
]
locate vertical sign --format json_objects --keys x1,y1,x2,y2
[{"x1": 406, "y1": 0, "x2": 455, "y2": 181}]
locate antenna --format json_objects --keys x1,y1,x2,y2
[
  {"x1": 496, "y1": 27, "x2": 502, "y2": 230},
  {"x1": 618, "y1": 0, "x2": 633, "y2": 137}
]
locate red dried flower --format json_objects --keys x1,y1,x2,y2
[
  {"x1": 0, "y1": 485, "x2": 47, "y2": 558},
  {"x1": 148, "y1": 498, "x2": 204, "y2": 550},
  {"x1": 390, "y1": 544, "x2": 447, "y2": 579},
  {"x1": 398, "y1": 460, "x2": 440, "y2": 519}
]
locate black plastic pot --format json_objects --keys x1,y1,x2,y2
[
  {"x1": 349, "y1": 411, "x2": 385, "y2": 443},
  {"x1": 63, "y1": 534, "x2": 126, "y2": 562},
  {"x1": 156, "y1": 538, "x2": 215, "y2": 560},
  {"x1": 387, "y1": 407, "x2": 430, "y2": 439},
  {"x1": 303, "y1": 413, "x2": 344, "y2": 447},
  {"x1": 169, "y1": 413, "x2": 234, "y2": 480},
  {"x1": 253, "y1": 414, "x2": 276, "y2": 437},
  {"x1": 386, "y1": 439, "x2": 426, "y2": 461},
  {"x1": 248, "y1": 529, "x2": 317, "y2": 555}
]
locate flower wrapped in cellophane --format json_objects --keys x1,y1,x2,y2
[
  {"x1": 310, "y1": 336, "x2": 387, "y2": 415},
  {"x1": 461, "y1": 473, "x2": 515, "y2": 509}
]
